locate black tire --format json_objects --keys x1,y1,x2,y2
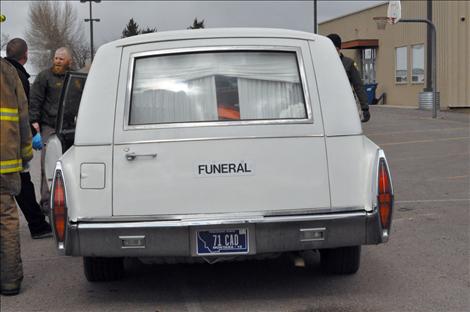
[
  {"x1": 83, "y1": 257, "x2": 124, "y2": 282},
  {"x1": 320, "y1": 246, "x2": 361, "y2": 274}
]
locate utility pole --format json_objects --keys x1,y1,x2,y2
[
  {"x1": 374, "y1": 1, "x2": 438, "y2": 118},
  {"x1": 399, "y1": 18, "x2": 438, "y2": 118},
  {"x1": 80, "y1": 0, "x2": 101, "y2": 61},
  {"x1": 425, "y1": 0, "x2": 432, "y2": 92},
  {"x1": 313, "y1": 0, "x2": 318, "y2": 33}
]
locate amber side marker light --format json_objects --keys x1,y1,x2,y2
[
  {"x1": 378, "y1": 158, "x2": 393, "y2": 230},
  {"x1": 52, "y1": 171, "x2": 67, "y2": 242}
]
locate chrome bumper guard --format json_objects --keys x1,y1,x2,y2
[{"x1": 61, "y1": 209, "x2": 386, "y2": 257}]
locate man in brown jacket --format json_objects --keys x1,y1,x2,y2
[{"x1": 0, "y1": 57, "x2": 33, "y2": 296}]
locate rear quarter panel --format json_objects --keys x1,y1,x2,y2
[
  {"x1": 326, "y1": 135, "x2": 380, "y2": 212},
  {"x1": 61, "y1": 146, "x2": 113, "y2": 221},
  {"x1": 308, "y1": 37, "x2": 362, "y2": 136}
]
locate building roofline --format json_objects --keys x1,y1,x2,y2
[{"x1": 319, "y1": 2, "x2": 388, "y2": 25}]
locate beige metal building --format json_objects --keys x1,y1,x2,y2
[{"x1": 319, "y1": 0, "x2": 469, "y2": 109}]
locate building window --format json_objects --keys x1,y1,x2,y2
[
  {"x1": 362, "y1": 48, "x2": 376, "y2": 84},
  {"x1": 395, "y1": 46, "x2": 407, "y2": 83},
  {"x1": 412, "y1": 44, "x2": 425, "y2": 83}
]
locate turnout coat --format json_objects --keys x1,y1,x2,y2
[{"x1": 0, "y1": 58, "x2": 33, "y2": 195}]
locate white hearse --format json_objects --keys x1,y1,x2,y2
[{"x1": 47, "y1": 28, "x2": 394, "y2": 281}]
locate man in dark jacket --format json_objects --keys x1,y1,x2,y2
[
  {"x1": 327, "y1": 33, "x2": 370, "y2": 122},
  {"x1": 29, "y1": 47, "x2": 72, "y2": 213},
  {"x1": 5, "y1": 38, "x2": 52, "y2": 239}
]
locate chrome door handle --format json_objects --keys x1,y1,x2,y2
[{"x1": 125, "y1": 152, "x2": 157, "y2": 161}]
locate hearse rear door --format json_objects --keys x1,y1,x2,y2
[
  {"x1": 112, "y1": 39, "x2": 331, "y2": 217},
  {"x1": 44, "y1": 72, "x2": 87, "y2": 188}
]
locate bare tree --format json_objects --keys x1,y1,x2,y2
[
  {"x1": 25, "y1": 1, "x2": 89, "y2": 69},
  {"x1": 1, "y1": 33, "x2": 10, "y2": 50}
]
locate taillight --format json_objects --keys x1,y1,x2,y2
[
  {"x1": 377, "y1": 158, "x2": 393, "y2": 230},
  {"x1": 52, "y1": 170, "x2": 67, "y2": 242}
]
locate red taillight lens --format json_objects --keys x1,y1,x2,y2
[
  {"x1": 378, "y1": 158, "x2": 393, "y2": 229},
  {"x1": 52, "y1": 171, "x2": 66, "y2": 242}
]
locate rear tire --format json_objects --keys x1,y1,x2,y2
[
  {"x1": 83, "y1": 257, "x2": 124, "y2": 282},
  {"x1": 320, "y1": 246, "x2": 361, "y2": 274}
]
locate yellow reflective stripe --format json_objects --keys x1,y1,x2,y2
[
  {"x1": 0, "y1": 108, "x2": 19, "y2": 114},
  {"x1": 0, "y1": 159, "x2": 23, "y2": 174},
  {"x1": 22, "y1": 145, "x2": 33, "y2": 158},
  {"x1": 0, "y1": 115, "x2": 19, "y2": 121},
  {"x1": 0, "y1": 166, "x2": 23, "y2": 174},
  {"x1": 0, "y1": 159, "x2": 22, "y2": 166},
  {"x1": 0, "y1": 107, "x2": 19, "y2": 122}
]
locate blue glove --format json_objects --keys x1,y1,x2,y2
[{"x1": 32, "y1": 133, "x2": 43, "y2": 150}]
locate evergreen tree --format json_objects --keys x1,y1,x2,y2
[
  {"x1": 188, "y1": 18, "x2": 205, "y2": 29},
  {"x1": 141, "y1": 26, "x2": 158, "y2": 34},
  {"x1": 122, "y1": 18, "x2": 140, "y2": 38}
]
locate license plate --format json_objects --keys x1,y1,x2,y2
[{"x1": 196, "y1": 228, "x2": 248, "y2": 255}]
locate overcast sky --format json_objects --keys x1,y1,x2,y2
[{"x1": 1, "y1": 0, "x2": 386, "y2": 47}]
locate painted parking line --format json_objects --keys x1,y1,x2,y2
[
  {"x1": 391, "y1": 152, "x2": 470, "y2": 162},
  {"x1": 368, "y1": 127, "x2": 469, "y2": 136},
  {"x1": 396, "y1": 198, "x2": 470, "y2": 204},
  {"x1": 380, "y1": 136, "x2": 470, "y2": 146},
  {"x1": 446, "y1": 175, "x2": 470, "y2": 180}
]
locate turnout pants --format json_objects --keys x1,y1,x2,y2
[{"x1": 0, "y1": 194, "x2": 23, "y2": 291}]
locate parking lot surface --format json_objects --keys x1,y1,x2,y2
[{"x1": 1, "y1": 106, "x2": 469, "y2": 312}]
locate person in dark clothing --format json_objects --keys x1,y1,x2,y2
[
  {"x1": 327, "y1": 33, "x2": 370, "y2": 122},
  {"x1": 29, "y1": 47, "x2": 72, "y2": 214},
  {"x1": 5, "y1": 38, "x2": 52, "y2": 239}
]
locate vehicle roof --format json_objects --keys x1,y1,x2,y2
[{"x1": 110, "y1": 28, "x2": 319, "y2": 48}]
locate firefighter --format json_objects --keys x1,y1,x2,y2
[
  {"x1": 5, "y1": 38, "x2": 52, "y2": 239},
  {"x1": 327, "y1": 33, "x2": 371, "y2": 122},
  {"x1": 1, "y1": 57, "x2": 33, "y2": 295}
]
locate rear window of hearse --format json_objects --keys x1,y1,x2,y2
[{"x1": 129, "y1": 50, "x2": 307, "y2": 125}]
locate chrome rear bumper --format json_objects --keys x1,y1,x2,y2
[{"x1": 60, "y1": 209, "x2": 387, "y2": 257}]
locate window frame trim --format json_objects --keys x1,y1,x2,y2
[
  {"x1": 123, "y1": 45, "x2": 313, "y2": 131},
  {"x1": 394, "y1": 45, "x2": 408, "y2": 85},
  {"x1": 411, "y1": 43, "x2": 425, "y2": 85}
]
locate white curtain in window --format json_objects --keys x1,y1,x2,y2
[
  {"x1": 238, "y1": 78, "x2": 305, "y2": 119},
  {"x1": 130, "y1": 76, "x2": 217, "y2": 124},
  {"x1": 132, "y1": 51, "x2": 301, "y2": 89}
]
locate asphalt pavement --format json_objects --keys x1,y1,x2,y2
[{"x1": 1, "y1": 106, "x2": 469, "y2": 312}]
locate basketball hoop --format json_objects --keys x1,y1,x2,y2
[
  {"x1": 374, "y1": 0, "x2": 401, "y2": 29},
  {"x1": 373, "y1": 17, "x2": 391, "y2": 30}
]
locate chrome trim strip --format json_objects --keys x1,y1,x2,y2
[
  {"x1": 122, "y1": 45, "x2": 313, "y2": 131},
  {"x1": 116, "y1": 34, "x2": 318, "y2": 48},
  {"x1": 74, "y1": 206, "x2": 366, "y2": 223},
  {"x1": 77, "y1": 211, "x2": 366, "y2": 229},
  {"x1": 113, "y1": 134, "x2": 324, "y2": 146},
  {"x1": 376, "y1": 149, "x2": 394, "y2": 242},
  {"x1": 325, "y1": 133, "x2": 364, "y2": 138},
  {"x1": 378, "y1": 149, "x2": 394, "y2": 194},
  {"x1": 73, "y1": 143, "x2": 112, "y2": 147},
  {"x1": 50, "y1": 161, "x2": 67, "y2": 251}
]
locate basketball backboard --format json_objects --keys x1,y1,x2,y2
[{"x1": 387, "y1": 0, "x2": 402, "y2": 24}]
